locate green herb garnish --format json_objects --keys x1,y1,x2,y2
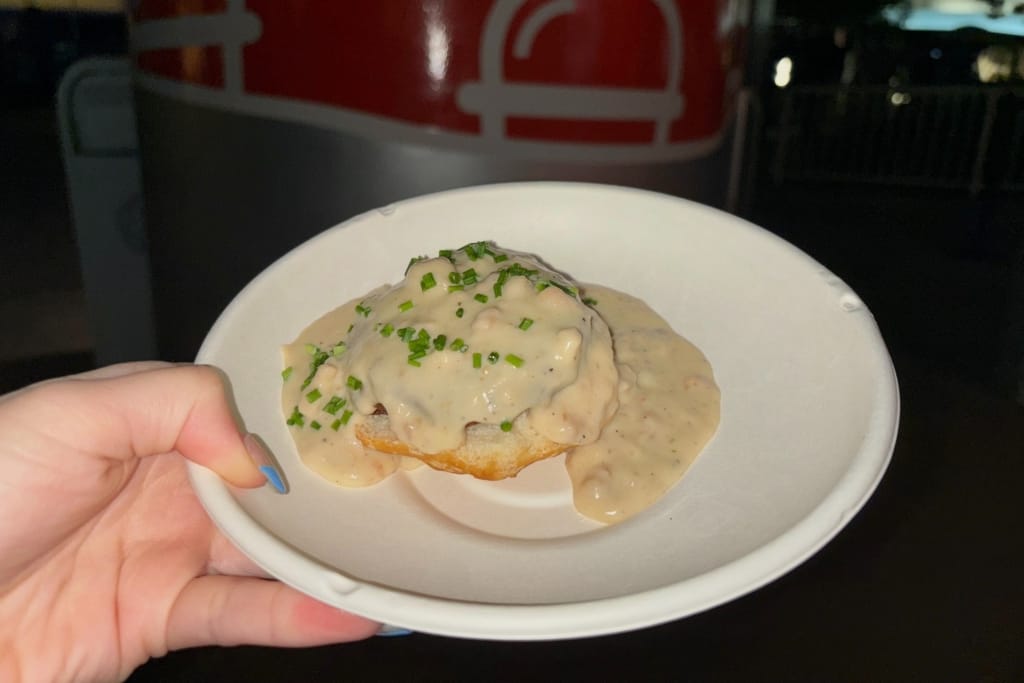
[
  {"x1": 500, "y1": 419, "x2": 513, "y2": 432},
  {"x1": 380, "y1": 323, "x2": 394, "y2": 338},
  {"x1": 310, "y1": 420, "x2": 322, "y2": 430},
  {"x1": 505, "y1": 354, "x2": 524, "y2": 368},
  {"x1": 405, "y1": 255, "x2": 426, "y2": 274},
  {"x1": 324, "y1": 396, "x2": 347, "y2": 415},
  {"x1": 305, "y1": 388, "x2": 322, "y2": 403},
  {"x1": 473, "y1": 293, "x2": 488, "y2": 304},
  {"x1": 286, "y1": 405, "x2": 304, "y2": 427},
  {"x1": 518, "y1": 318, "x2": 534, "y2": 331},
  {"x1": 472, "y1": 352, "x2": 482, "y2": 368},
  {"x1": 398, "y1": 300, "x2": 414, "y2": 312},
  {"x1": 487, "y1": 351, "x2": 499, "y2": 364},
  {"x1": 355, "y1": 303, "x2": 372, "y2": 317},
  {"x1": 420, "y1": 272, "x2": 437, "y2": 291},
  {"x1": 347, "y1": 375, "x2": 363, "y2": 391},
  {"x1": 281, "y1": 366, "x2": 293, "y2": 381},
  {"x1": 300, "y1": 346, "x2": 330, "y2": 390}
]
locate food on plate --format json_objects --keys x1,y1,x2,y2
[{"x1": 281, "y1": 242, "x2": 720, "y2": 523}]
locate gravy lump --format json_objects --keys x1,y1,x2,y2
[{"x1": 281, "y1": 243, "x2": 720, "y2": 524}]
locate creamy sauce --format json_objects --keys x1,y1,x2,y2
[
  {"x1": 281, "y1": 244, "x2": 720, "y2": 523},
  {"x1": 564, "y1": 286, "x2": 720, "y2": 523}
]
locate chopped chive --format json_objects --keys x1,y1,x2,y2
[
  {"x1": 405, "y1": 255, "x2": 427, "y2": 274},
  {"x1": 397, "y1": 326, "x2": 415, "y2": 342},
  {"x1": 463, "y1": 242, "x2": 484, "y2": 260},
  {"x1": 347, "y1": 375, "x2": 363, "y2": 391},
  {"x1": 408, "y1": 349, "x2": 427, "y2": 361},
  {"x1": 505, "y1": 354, "x2": 524, "y2": 368},
  {"x1": 461, "y1": 268, "x2": 478, "y2": 285},
  {"x1": 300, "y1": 347, "x2": 330, "y2": 390},
  {"x1": 324, "y1": 395, "x2": 347, "y2": 415},
  {"x1": 473, "y1": 293, "x2": 488, "y2": 304},
  {"x1": 493, "y1": 253, "x2": 509, "y2": 263},
  {"x1": 398, "y1": 300, "x2": 414, "y2": 312},
  {"x1": 433, "y1": 334, "x2": 447, "y2": 351},
  {"x1": 493, "y1": 282, "x2": 503, "y2": 298},
  {"x1": 447, "y1": 284, "x2": 465, "y2": 292},
  {"x1": 535, "y1": 281, "x2": 550, "y2": 292},
  {"x1": 439, "y1": 249, "x2": 454, "y2": 261},
  {"x1": 305, "y1": 388, "x2": 322, "y2": 403},
  {"x1": 331, "y1": 342, "x2": 346, "y2": 356},
  {"x1": 488, "y1": 351, "x2": 499, "y2": 364},
  {"x1": 310, "y1": 420, "x2": 322, "y2": 430},
  {"x1": 500, "y1": 419, "x2": 513, "y2": 432},
  {"x1": 286, "y1": 405, "x2": 304, "y2": 427},
  {"x1": 448, "y1": 271, "x2": 462, "y2": 285},
  {"x1": 508, "y1": 263, "x2": 536, "y2": 278},
  {"x1": 449, "y1": 337, "x2": 467, "y2": 352},
  {"x1": 518, "y1": 317, "x2": 534, "y2": 331},
  {"x1": 408, "y1": 358, "x2": 422, "y2": 367},
  {"x1": 304, "y1": 343, "x2": 317, "y2": 355},
  {"x1": 281, "y1": 366, "x2": 293, "y2": 381},
  {"x1": 583, "y1": 297, "x2": 598, "y2": 306},
  {"x1": 456, "y1": 307, "x2": 464, "y2": 318},
  {"x1": 380, "y1": 323, "x2": 394, "y2": 337},
  {"x1": 420, "y1": 272, "x2": 437, "y2": 291},
  {"x1": 347, "y1": 323, "x2": 354, "y2": 333},
  {"x1": 472, "y1": 352, "x2": 482, "y2": 368},
  {"x1": 339, "y1": 409, "x2": 353, "y2": 425},
  {"x1": 355, "y1": 303, "x2": 372, "y2": 317},
  {"x1": 549, "y1": 281, "x2": 579, "y2": 298},
  {"x1": 330, "y1": 418, "x2": 342, "y2": 431}
]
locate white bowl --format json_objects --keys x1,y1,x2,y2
[{"x1": 190, "y1": 182, "x2": 898, "y2": 640}]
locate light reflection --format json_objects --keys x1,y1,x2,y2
[
  {"x1": 774, "y1": 56, "x2": 793, "y2": 88},
  {"x1": 975, "y1": 45, "x2": 1017, "y2": 82},
  {"x1": 424, "y1": 2, "x2": 450, "y2": 89}
]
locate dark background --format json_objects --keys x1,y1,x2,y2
[{"x1": 1, "y1": 1, "x2": 1022, "y2": 680}]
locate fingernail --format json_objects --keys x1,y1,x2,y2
[
  {"x1": 244, "y1": 434, "x2": 289, "y2": 494},
  {"x1": 376, "y1": 624, "x2": 414, "y2": 637}
]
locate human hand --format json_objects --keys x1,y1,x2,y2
[{"x1": 0, "y1": 362, "x2": 379, "y2": 683}]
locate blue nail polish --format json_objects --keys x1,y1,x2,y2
[
  {"x1": 376, "y1": 625, "x2": 414, "y2": 637},
  {"x1": 259, "y1": 465, "x2": 288, "y2": 494},
  {"x1": 245, "y1": 434, "x2": 290, "y2": 494}
]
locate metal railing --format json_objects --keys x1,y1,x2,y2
[{"x1": 765, "y1": 85, "x2": 1024, "y2": 195}]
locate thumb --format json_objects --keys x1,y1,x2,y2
[{"x1": 57, "y1": 363, "x2": 267, "y2": 488}]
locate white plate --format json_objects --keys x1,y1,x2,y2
[{"x1": 190, "y1": 182, "x2": 898, "y2": 640}]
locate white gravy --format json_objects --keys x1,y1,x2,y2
[
  {"x1": 281, "y1": 244, "x2": 720, "y2": 523},
  {"x1": 563, "y1": 285, "x2": 720, "y2": 523}
]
